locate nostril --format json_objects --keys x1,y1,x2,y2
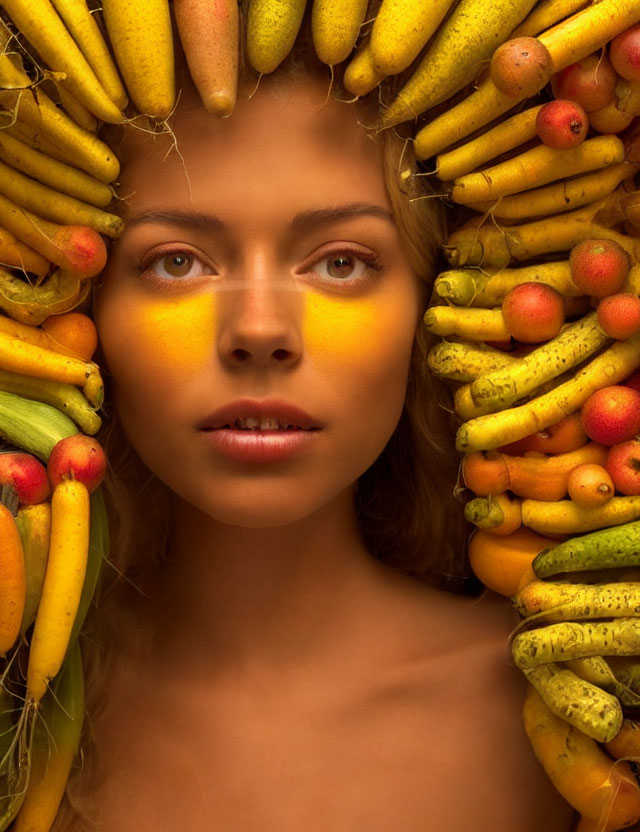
[
  {"x1": 273, "y1": 349, "x2": 291, "y2": 361},
  {"x1": 232, "y1": 349, "x2": 251, "y2": 362}
]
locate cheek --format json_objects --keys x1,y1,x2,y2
[{"x1": 100, "y1": 292, "x2": 218, "y2": 394}]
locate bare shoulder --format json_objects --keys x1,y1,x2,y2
[{"x1": 368, "y1": 570, "x2": 576, "y2": 832}]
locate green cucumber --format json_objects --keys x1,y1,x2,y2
[
  {"x1": 0, "y1": 390, "x2": 78, "y2": 461},
  {"x1": 533, "y1": 520, "x2": 640, "y2": 579}
]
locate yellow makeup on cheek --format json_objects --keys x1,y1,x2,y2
[
  {"x1": 302, "y1": 291, "x2": 389, "y2": 364},
  {"x1": 138, "y1": 293, "x2": 217, "y2": 370}
]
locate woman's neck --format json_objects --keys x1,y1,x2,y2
[{"x1": 141, "y1": 485, "x2": 404, "y2": 679}]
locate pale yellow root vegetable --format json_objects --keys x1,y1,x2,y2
[
  {"x1": 0, "y1": 159, "x2": 122, "y2": 238},
  {"x1": 451, "y1": 135, "x2": 625, "y2": 205},
  {"x1": 102, "y1": 0, "x2": 175, "y2": 119},
  {"x1": 436, "y1": 105, "x2": 543, "y2": 183},
  {"x1": 0, "y1": 330, "x2": 103, "y2": 407},
  {"x1": 510, "y1": 0, "x2": 589, "y2": 38},
  {"x1": 513, "y1": 619, "x2": 640, "y2": 668},
  {"x1": 523, "y1": 685, "x2": 640, "y2": 831},
  {"x1": 0, "y1": 226, "x2": 49, "y2": 278},
  {"x1": 514, "y1": 580, "x2": 640, "y2": 623},
  {"x1": 414, "y1": 0, "x2": 640, "y2": 159},
  {"x1": 444, "y1": 190, "x2": 639, "y2": 268},
  {"x1": 434, "y1": 261, "x2": 581, "y2": 307},
  {"x1": 175, "y1": 0, "x2": 239, "y2": 117},
  {"x1": 2, "y1": 120, "x2": 85, "y2": 171},
  {"x1": 522, "y1": 496, "x2": 640, "y2": 536},
  {"x1": 427, "y1": 338, "x2": 516, "y2": 381},
  {"x1": 370, "y1": 0, "x2": 454, "y2": 76},
  {"x1": 468, "y1": 163, "x2": 639, "y2": 221},
  {"x1": 381, "y1": 0, "x2": 538, "y2": 127},
  {"x1": 16, "y1": 501, "x2": 50, "y2": 636},
  {"x1": 422, "y1": 305, "x2": 509, "y2": 341},
  {"x1": 53, "y1": 81, "x2": 98, "y2": 133},
  {"x1": 455, "y1": 331, "x2": 640, "y2": 453},
  {"x1": 311, "y1": 0, "x2": 368, "y2": 67},
  {"x1": 247, "y1": 0, "x2": 307, "y2": 75},
  {"x1": 0, "y1": 88, "x2": 120, "y2": 183},
  {"x1": 26, "y1": 480, "x2": 90, "y2": 703},
  {"x1": 50, "y1": 0, "x2": 128, "y2": 108},
  {"x1": 567, "y1": 657, "x2": 640, "y2": 709},
  {"x1": 522, "y1": 662, "x2": 622, "y2": 743},
  {"x1": 455, "y1": 371, "x2": 572, "y2": 422},
  {"x1": 0, "y1": 0, "x2": 123, "y2": 123},
  {"x1": 0, "y1": 130, "x2": 112, "y2": 207},
  {"x1": 343, "y1": 43, "x2": 385, "y2": 96},
  {"x1": 589, "y1": 100, "x2": 635, "y2": 134},
  {"x1": 469, "y1": 312, "x2": 608, "y2": 411}
]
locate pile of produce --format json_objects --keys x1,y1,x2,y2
[{"x1": 0, "y1": 0, "x2": 636, "y2": 829}]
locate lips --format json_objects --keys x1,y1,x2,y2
[{"x1": 198, "y1": 398, "x2": 322, "y2": 431}]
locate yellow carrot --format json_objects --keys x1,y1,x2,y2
[
  {"x1": 510, "y1": 0, "x2": 590, "y2": 38},
  {"x1": 422, "y1": 305, "x2": 510, "y2": 341},
  {"x1": 427, "y1": 339, "x2": 516, "y2": 381},
  {"x1": 468, "y1": 163, "x2": 639, "y2": 221},
  {"x1": 49, "y1": 0, "x2": 127, "y2": 109},
  {"x1": 101, "y1": 0, "x2": 175, "y2": 119},
  {"x1": 26, "y1": 480, "x2": 89, "y2": 703},
  {"x1": 451, "y1": 136, "x2": 625, "y2": 205},
  {"x1": 52, "y1": 80, "x2": 98, "y2": 133},
  {"x1": 0, "y1": 504, "x2": 25, "y2": 656},
  {"x1": 343, "y1": 43, "x2": 385, "y2": 96},
  {"x1": 370, "y1": 0, "x2": 454, "y2": 76},
  {"x1": 436, "y1": 105, "x2": 543, "y2": 183},
  {"x1": 175, "y1": 0, "x2": 239, "y2": 117},
  {"x1": 311, "y1": 0, "x2": 368, "y2": 67},
  {"x1": 17, "y1": 502, "x2": 51, "y2": 637},
  {"x1": 382, "y1": 0, "x2": 537, "y2": 126},
  {"x1": 0, "y1": 130, "x2": 112, "y2": 208},
  {"x1": 0, "y1": 159, "x2": 122, "y2": 237},
  {"x1": 0, "y1": 88, "x2": 120, "y2": 183},
  {"x1": 456, "y1": 331, "x2": 640, "y2": 453},
  {"x1": 522, "y1": 496, "x2": 640, "y2": 536},
  {"x1": 1, "y1": 0, "x2": 123, "y2": 123},
  {"x1": 247, "y1": 0, "x2": 307, "y2": 75},
  {"x1": 15, "y1": 642, "x2": 84, "y2": 830}
]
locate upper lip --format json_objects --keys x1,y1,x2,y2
[{"x1": 199, "y1": 399, "x2": 322, "y2": 430}]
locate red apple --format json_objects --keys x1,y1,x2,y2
[
  {"x1": 569, "y1": 239, "x2": 630, "y2": 299},
  {"x1": 536, "y1": 100, "x2": 588, "y2": 149},
  {"x1": 606, "y1": 439, "x2": 640, "y2": 495},
  {"x1": 47, "y1": 435, "x2": 107, "y2": 493},
  {"x1": 502, "y1": 282, "x2": 565, "y2": 343},
  {"x1": 551, "y1": 53, "x2": 618, "y2": 112},
  {"x1": 0, "y1": 452, "x2": 50, "y2": 506},
  {"x1": 596, "y1": 293, "x2": 640, "y2": 340},
  {"x1": 581, "y1": 385, "x2": 640, "y2": 446},
  {"x1": 610, "y1": 24, "x2": 640, "y2": 83}
]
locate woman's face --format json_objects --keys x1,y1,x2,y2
[{"x1": 96, "y1": 76, "x2": 422, "y2": 528}]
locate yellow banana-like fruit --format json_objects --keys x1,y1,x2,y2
[{"x1": 311, "y1": 0, "x2": 368, "y2": 67}]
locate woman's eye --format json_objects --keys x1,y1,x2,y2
[
  {"x1": 312, "y1": 251, "x2": 378, "y2": 282},
  {"x1": 142, "y1": 251, "x2": 211, "y2": 281}
]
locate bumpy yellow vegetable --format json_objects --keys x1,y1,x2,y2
[{"x1": 247, "y1": 0, "x2": 307, "y2": 74}]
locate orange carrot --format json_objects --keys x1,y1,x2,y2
[
  {"x1": 498, "y1": 412, "x2": 588, "y2": 455},
  {"x1": 174, "y1": 0, "x2": 239, "y2": 116},
  {"x1": 0, "y1": 503, "x2": 25, "y2": 656},
  {"x1": 605, "y1": 719, "x2": 640, "y2": 761},
  {"x1": 462, "y1": 442, "x2": 608, "y2": 501}
]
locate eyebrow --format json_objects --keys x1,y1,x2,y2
[{"x1": 123, "y1": 203, "x2": 395, "y2": 234}]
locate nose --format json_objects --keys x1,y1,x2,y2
[{"x1": 217, "y1": 264, "x2": 304, "y2": 369}]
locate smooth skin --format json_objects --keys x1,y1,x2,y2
[{"x1": 93, "y1": 77, "x2": 574, "y2": 831}]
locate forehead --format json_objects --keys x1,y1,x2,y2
[{"x1": 116, "y1": 77, "x2": 389, "y2": 218}]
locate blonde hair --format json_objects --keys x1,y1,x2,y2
[{"x1": 55, "y1": 8, "x2": 472, "y2": 829}]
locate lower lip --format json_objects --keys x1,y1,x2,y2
[{"x1": 201, "y1": 428, "x2": 319, "y2": 463}]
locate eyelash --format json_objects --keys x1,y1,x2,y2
[{"x1": 136, "y1": 244, "x2": 383, "y2": 291}]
